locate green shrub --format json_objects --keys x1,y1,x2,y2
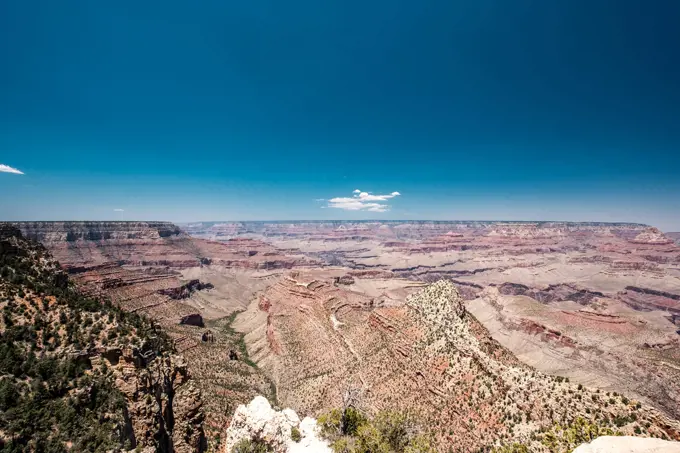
[
  {"x1": 232, "y1": 438, "x2": 273, "y2": 453},
  {"x1": 319, "y1": 408, "x2": 434, "y2": 453},
  {"x1": 493, "y1": 443, "x2": 529, "y2": 453},
  {"x1": 356, "y1": 424, "x2": 390, "y2": 453},
  {"x1": 318, "y1": 408, "x2": 343, "y2": 437},
  {"x1": 0, "y1": 230, "x2": 176, "y2": 451},
  {"x1": 343, "y1": 407, "x2": 367, "y2": 436},
  {"x1": 291, "y1": 426, "x2": 302, "y2": 443},
  {"x1": 374, "y1": 411, "x2": 412, "y2": 451}
]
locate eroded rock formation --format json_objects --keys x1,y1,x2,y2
[
  {"x1": 242, "y1": 276, "x2": 680, "y2": 451},
  {"x1": 159, "y1": 279, "x2": 214, "y2": 300},
  {"x1": 0, "y1": 224, "x2": 206, "y2": 452},
  {"x1": 12, "y1": 220, "x2": 680, "y2": 450},
  {"x1": 223, "y1": 396, "x2": 331, "y2": 453},
  {"x1": 180, "y1": 313, "x2": 205, "y2": 327}
]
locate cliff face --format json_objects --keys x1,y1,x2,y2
[
  {"x1": 18, "y1": 221, "x2": 184, "y2": 242},
  {"x1": 14, "y1": 221, "x2": 319, "y2": 272},
  {"x1": 15, "y1": 221, "x2": 199, "y2": 269},
  {"x1": 116, "y1": 353, "x2": 206, "y2": 453},
  {"x1": 0, "y1": 225, "x2": 206, "y2": 452},
  {"x1": 9, "y1": 221, "x2": 317, "y2": 450}
]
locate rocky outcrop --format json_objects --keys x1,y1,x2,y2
[
  {"x1": 630, "y1": 228, "x2": 674, "y2": 245},
  {"x1": 180, "y1": 313, "x2": 205, "y2": 327},
  {"x1": 498, "y1": 282, "x2": 604, "y2": 305},
  {"x1": 111, "y1": 352, "x2": 206, "y2": 452},
  {"x1": 619, "y1": 286, "x2": 680, "y2": 315},
  {"x1": 333, "y1": 275, "x2": 355, "y2": 285},
  {"x1": 159, "y1": 279, "x2": 214, "y2": 300},
  {"x1": 625, "y1": 286, "x2": 680, "y2": 301},
  {"x1": 573, "y1": 436, "x2": 680, "y2": 453},
  {"x1": 223, "y1": 396, "x2": 331, "y2": 453}
]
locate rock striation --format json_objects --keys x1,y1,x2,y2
[
  {"x1": 0, "y1": 224, "x2": 206, "y2": 452},
  {"x1": 15, "y1": 221, "x2": 199, "y2": 268},
  {"x1": 630, "y1": 228, "x2": 675, "y2": 245},
  {"x1": 10, "y1": 221, "x2": 316, "y2": 327},
  {"x1": 12, "y1": 219, "x2": 680, "y2": 451},
  {"x1": 243, "y1": 275, "x2": 680, "y2": 452},
  {"x1": 223, "y1": 396, "x2": 331, "y2": 453}
]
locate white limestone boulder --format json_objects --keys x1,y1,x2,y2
[
  {"x1": 223, "y1": 396, "x2": 331, "y2": 453},
  {"x1": 573, "y1": 436, "x2": 680, "y2": 453}
]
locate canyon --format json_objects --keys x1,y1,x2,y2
[
  {"x1": 8, "y1": 220, "x2": 680, "y2": 451},
  {"x1": 0, "y1": 225, "x2": 205, "y2": 452}
]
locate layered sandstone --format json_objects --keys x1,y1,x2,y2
[
  {"x1": 0, "y1": 224, "x2": 206, "y2": 452},
  {"x1": 11, "y1": 221, "x2": 315, "y2": 449},
  {"x1": 239, "y1": 276, "x2": 680, "y2": 451},
  {"x1": 206, "y1": 220, "x2": 680, "y2": 424},
  {"x1": 14, "y1": 219, "x2": 680, "y2": 451}
]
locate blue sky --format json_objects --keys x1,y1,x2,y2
[{"x1": 1, "y1": 0, "x2": 679, "y2": 229}]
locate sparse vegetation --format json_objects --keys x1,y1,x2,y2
[
  {"x1": 291, "y1": 426, "x2": 302, "y2": 442},
  {"x1": 318, "y1": 407, "x2": 435, "y2": 452},
  {"x1": 538, "y1": 417, "x2": 620, "y2": 452},
  {"x1": 0, "y1": 227, "x2": 175, "y2": 452},
  {"x1": 232, "y1": 437, "x2": 274, "y2": 453}
]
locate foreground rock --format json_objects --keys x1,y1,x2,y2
[
  {"x1": 573, "y1": 436, "x2": 680, "y2": 453},
  {"x1": 223, "y1": 396, "x2": 331, "y2": 453}
]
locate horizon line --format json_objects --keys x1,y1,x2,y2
[{"x1": 5, "y1": 219, "x2": 652, "y2": 226}]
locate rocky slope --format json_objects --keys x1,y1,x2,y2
[
  {"x1": 0, "y1": 224, "x2": 205, "y2": 452},
  {"x1": 12, "y1": 220, "x2": 680, "y2": 451},
  {"x1": 16, "y1": 221, "x2": 199, "y2": 269},
  {"x1": 15, "y1": 221, "x2": 317, "y2": 271},
  {"x1": 12, "y1": 221, "x2": 317, "y2": 449},
  {"x1": 19, "y1": 221, "x2": 184, "y2": 241},
  {"x1": 208, "y1": 221, "x2": 680, "y2": 423},
  {"x1": 10, "y1": 221, "x2": 317, "y2": 334},
  {"x1": 240, "y1": 276, "x2": 680, "y2": 452}
]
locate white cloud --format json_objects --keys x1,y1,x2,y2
[
  {"x1": 113, "y1": 208, "x2": 124, "y2": 212},
  {"x1": 0, "y1": 164, "x2": 24, "y2": 175},
  {"x1": 326, "y1": 190, "x2": 401, "y2": 212}
]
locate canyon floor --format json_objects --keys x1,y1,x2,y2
[{"x1": 14, "y1": 221, "x2": 680, "y2": 451}]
